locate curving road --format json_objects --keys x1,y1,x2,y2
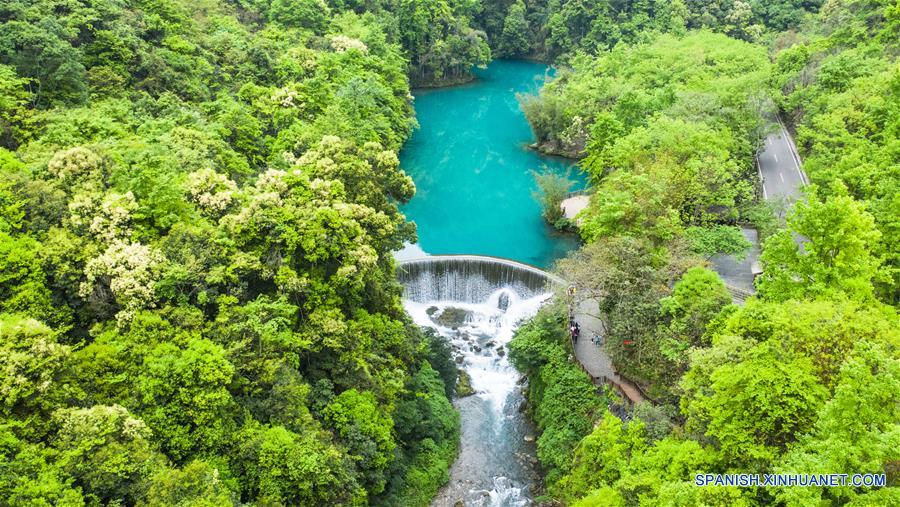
[{"x1": 711, "y1": 117, "x2": 807, "y2": 294}]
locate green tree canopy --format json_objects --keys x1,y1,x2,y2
[{"x1": 758, "y1": 183, "x2": 883, "y2": 302}]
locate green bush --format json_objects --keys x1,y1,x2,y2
[{"x1": 508, "y1": 302, "x2": 605, "y2": 485}]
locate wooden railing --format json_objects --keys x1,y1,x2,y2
[{"x1": 574, "y1": 359, "x2": 646, "y2": 407}]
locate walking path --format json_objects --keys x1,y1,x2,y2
[{"x1": 571, "y1": 297, "x2": 646, "y2": 404}]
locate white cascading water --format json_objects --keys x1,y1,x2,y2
[{"x1": 404, "y1": 286, "x2": 551, "y2": 507}]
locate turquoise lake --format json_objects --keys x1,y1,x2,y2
[{"x1": 400, "y1": 60, "x2": 584, "y2": 268}]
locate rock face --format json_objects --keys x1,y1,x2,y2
[{"x1": 431, "y1": 307, "x2": 472, "y2": 328}]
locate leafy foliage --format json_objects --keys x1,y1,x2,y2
[
  {"x1": 758, "y1": 183, "x2": 884, "y2": 302},
  {"x1": 531, "y1": 167, "x2": 575, "y2": 227},
  {"x1": 517, "y1": 3, "x2": 899, "y2": 505},
  {"x1": 771, "y1": 0, "x2": 900, "y2": 303},
  {"x1": 0, "y1": 1, "x2": 463, "y2": 504}
]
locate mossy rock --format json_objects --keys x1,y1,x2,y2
[
  {"x1": 456, "y1": 369, "x2": 475, "y2": 397},
  {"x1": 431, "y1": 307, "x2": 472, "y2": 328}
]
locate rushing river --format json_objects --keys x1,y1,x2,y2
[
  {"x1": 400, "y1": 257, "x2": 558, "y2": 506},
  {"x1": 399, "y1": 60, "x2": 584, "y2": 268},
  {"x1": 398, "y1": 61, "x2": 583, "y2": 506}
]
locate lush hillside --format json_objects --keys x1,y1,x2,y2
[
  {"x1": 0, "y1": 1, "x2": 465, "y2": 505},
  {"x1": 475, "y1": 0, "x2": 824, "y2": 60},
  {"x1": 0, "y1": 0, "x2": 897, "y2": 505},
  {"x1": 771, "y1": 0, "x2": 899, "y2": 303},
  {"x1": 513, "y1": 1, "x2": 899, "y2": 505}
]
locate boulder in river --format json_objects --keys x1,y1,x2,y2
[
  {"x1": 456, "y1": 369, "x2": 475, "y2": 397},
  {"x1": 432, "y1": 307, "x2": 472, "y2": 327},
  {"x1": 497, "y1": 292, "x2": 510, "y2": 311}
]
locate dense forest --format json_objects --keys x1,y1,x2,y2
[
  {"x1": 478, "y1": 0, "x2": 825, "y2": 60},
  {"x1": 0, "y1": 0, "x2": 897, "y2": 506},
  {"x1": 0, "y1": 0, "x2": 471, "y2": 505},
  {"x1": 511, "y1": 0, "x2": 899, "y2": 505}
]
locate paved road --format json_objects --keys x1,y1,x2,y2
[
  {"x1": 758, "y1": 117, "x2": 807, "y2": 201},
  {"x1": 711, "y1": 118, "x2": 807, "y2": 296},
  {"x1": 710, "y1": 227, "x2": 760, "y2": 293}
]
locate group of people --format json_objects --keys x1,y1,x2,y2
[
  {"x1": 570, "y1": 318, "x2": 604, "y2": 347},
  {"x1": 567, "y1": 285, "x2": 602, "y2": 347},
  {"x1": 567, "y1": 286, "x2": 581, "y2": 342},
  {"x1": 569, "y1": 318, "x2": 581, "y2": 342}
]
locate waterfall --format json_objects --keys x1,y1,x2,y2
[
  {"x1": 398, "y1": 255, "x2": 563, "y2": 507},
  {"x1": 398, "y1": 255, "x2": 564, "y2": 304}
]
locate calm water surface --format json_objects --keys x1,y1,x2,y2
[{"x1": 400, "y1": 60, "x2": 584, "y2": 268}]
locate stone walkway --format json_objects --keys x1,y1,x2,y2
[{"x1": 571, "y1": 297, "x2": 646, "y2": 404}]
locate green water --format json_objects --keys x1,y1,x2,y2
[{"x1": 400, "y1": 60, "x2": 584, "y2": 268}]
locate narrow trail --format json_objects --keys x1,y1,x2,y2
[{"x1": 570, "y1": 296, "x2": 646, "y2": 404}]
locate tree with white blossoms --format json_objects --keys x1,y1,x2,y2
[
  {"x1": 89, "y1": 191, "x2": 138, "y2": 242},
  {"x1": 46, "y1": 146, "x2": 104, "y2": 184},
  {"x1": 271, "y1": 87, "x2": 301, "y2": 109},
  {"x1": 292, "y1": 136, "x2": 415, "y2": 247},
  {"x1": 0, "y1": 314, "x2": 71, "y2": 417},
  {"x1": 57, "y1": 142, "x2": 137, "y2": 241},
  {"x1": 186, "y1": 168, "x2": 237, "y2": 217},
  {"x1": 52, "y1": 404, "x2": 166, "y2": 503},
  {"x1": 330, "y1": 35, "x2": 368, "y2": 54},
  {"x1": 80, "y1": 240, "x2": 166, "y2": 326},
  {"x1": 218, "y1": 164, "x2": 401, "y2": 310}
]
